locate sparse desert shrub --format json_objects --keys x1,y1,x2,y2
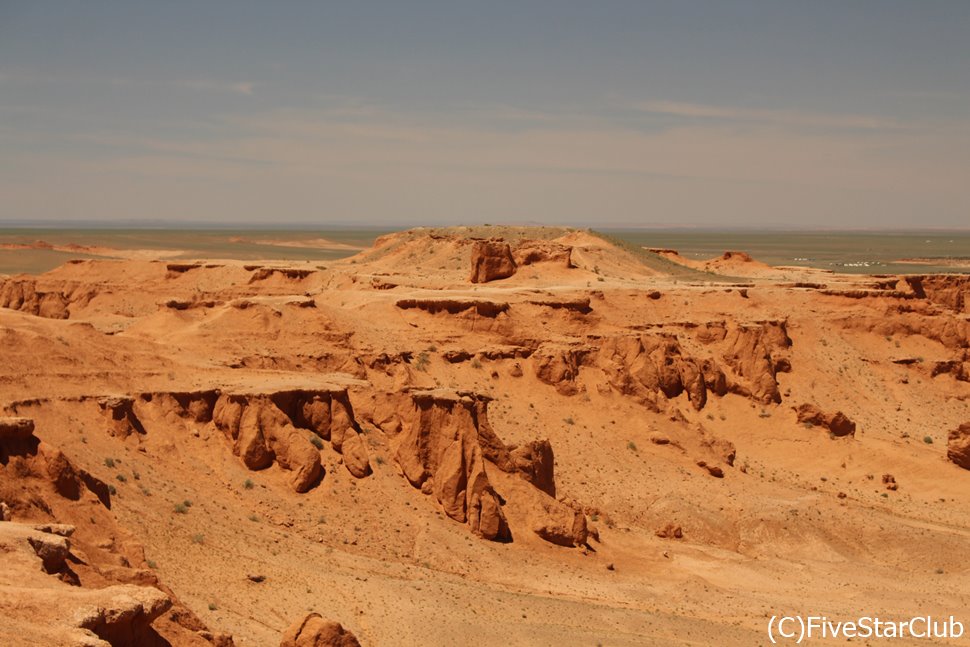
[
  {"x1": 923, "y1": 435, "x2": 934, "y2": 444},
  {"x1": 208, "y1": 603, "x2": 217, "y2": 611},
  {"x1": 191, "y1": 533, "x2": 204, "y2": 544},
  {"x1": 564, "y1": 417, "x2": 575, "y2": 425},
  {"x1": 147, "y1": 560, "x2": 157, "y2": 569},
  {"x1": 248, "y1": 514, "x2": 259, "y2": 522},
  {"x1": 626, "y1": 441, "x2": 638, "y2": 451},
  {"x1": 173, "y1": 503, "x2": 189, "y2": 514},
  {"x1": 104, "y1": 458, "x2": 116, "y2": 468},
  {"x1": 243, "y1": 478, "x2": 254, "y2": 489},
  {"x1": 116, "y1": 474, "x2": 127, "y2": 483},
  {"x1": 415, "y1": 351, "x2": 430, "y2": 372},
  {"x1": 470, "y1": 358, "x2": 482, "y2": 369},
  {"x1": 309, "y1": 435, "x2": 324, "y2": 450}
]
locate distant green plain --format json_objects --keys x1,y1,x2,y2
[{"x1": 1, "y1": 227, "x2": 968, "y2": 275}]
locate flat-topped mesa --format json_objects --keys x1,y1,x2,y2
[{"x1": 372, "y1": 388, "x2": 585, "y2": 545}]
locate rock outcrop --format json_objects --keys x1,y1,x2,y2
[
  {"x1": 469, "y1": 240, "x2": 517, "y2": 283},
  {"x1": 795, "y1": 404, "x2": 857, "y2": 437},
  {"x1": 393, "y1": 391, "x2": 511, "y2": 541},
  {"x1": 596, "y1": 335, "x2": 714, "y2": 410},
  {"x1": 0, "y1": 418, "x2": 231, "y2": 646},
  {"x1": 533, "y1": 344, "x2": 591, "y2": 396},
  {"x1": 720, "y1": 321, "x2": 792, "y2": 404},
  {"x1": 904, "y1": 275, "x2": 970, "y2": 312},
  {"x1": 0, "y1": 279, "x2": 71, "y2": 318},
  {"x1": 373, "y1": 389, "x2": 586, "y2": 545},
  {"x1": 947, "y1": 423, "x2": 970, "y2": 469},
  {"x1": 530, "y1": 322, "x2": 790, "y2": 412},
  {"x1": 213, "y1": 394, "x2": 332, "y2": 492},
  {"x1": 0, "y1": 416, "x2": 111, "y2": 507},
  {"x1": 99, "y1": 396, "x2": 147, "y2": 438},
  {"x1": 512, "y1": 241, "x2": 574, "y2": 268},
  {"x1": 280, "y1": 613, "x2": 361, "y2": 647}
]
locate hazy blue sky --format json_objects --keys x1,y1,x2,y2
[{"x1": 1, "y1": 1, "x2": 968, "y2": 228}]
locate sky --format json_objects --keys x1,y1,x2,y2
[{"x1": 1, "y1": 1, "x2": 969, "y2": 229}]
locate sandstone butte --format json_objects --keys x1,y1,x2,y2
[{"x1": 0, "y1": 225, "x2": 968, "y2": 646}]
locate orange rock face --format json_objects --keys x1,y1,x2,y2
[
  {"x1": 948, "y1": 423, "x2": 970, "y2": 469},
  {"x1": 280, "y1": 613, "x2": 361, "y2": 647},
  {"x1": 212, "y1": 389, "x2": 372, "y2": 491},
  {"x1": 795, "y1": 404, "x2": 857, "y2": 437},
  {"x1": 393, "y1": 391, "x2": 511, "y2": 541},
  {"x1": 2, "y1": 226, "x2": 970, "y2": 645},
  {"x1": 469, "y1": 240, "x2": 517, "y2": 283}
]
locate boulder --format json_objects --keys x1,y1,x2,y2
[
  {"x1": 280, "y1": 613, "x2": 361, "y2": 647},
  {"x1": 795, "y1": 404, "x2": 856, "y2": 437},
  {"x1": 947, "y1": 423, "x2": 970, "y2": 469},
  {"x1": 529, "y1": 497, "x2": 587, "y2": 547},
  {"x1": 469, "y1": 240, "x2": 516, "y2": 283},
  {"x1": 73, "y1": 585, "x2": 173, "y2": 647}
]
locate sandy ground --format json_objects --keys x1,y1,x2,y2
[{"x1": 1, "y1": 226, "x2": 969, "y2": 646}]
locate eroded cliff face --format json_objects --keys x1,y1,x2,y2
[
  {"x1": 468, "y1": 237, "x2": 576, "y2": 283},
  {"x1": 529, "y1": 320, "x2": 792, "y2": 411},
  {"x1": 0, "y1": 278, "x2": 97, "y2": 319},
  {"x1": 2, "y1": 227, "x2": 969, "y2": 646},
  {"x1": 140, "y1": 388, "x2": 372, "y2": 491},
  {"x1": 358, "y1": 389, "x2": 586, "y2": 546}
]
